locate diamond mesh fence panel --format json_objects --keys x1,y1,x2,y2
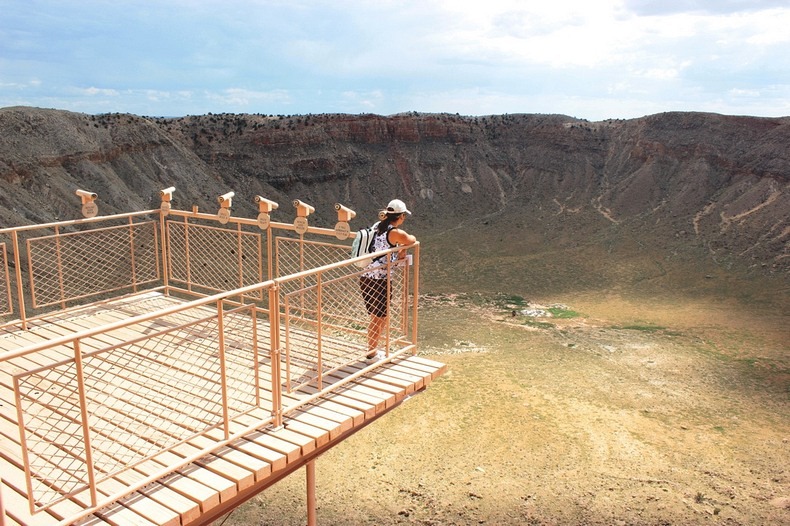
[
  {"x1": 220, "y1": 305, "x2": 262, "y2": 413},
  {"x1": 14, "y1": 360, "x2": 87, "y2": 509},
  {"x1": 0, "y1": 242, "x2": 11, "y2": 315},
  {"x1": 275, "y1": 236, "x2": 352, "y2": 296},
  {"x1": 14, "y1": 301, "x2": 262, "y2": 510},
  {"x1": 167, "y1": 221, "x2": 263, "y2": 300},
  {"x1": 275, "y1": 236, "x2": 349, "y2": 275},
  {"x1": 26, "y1": 221, "x2": 159, "y2": 308},
  {"x1": 279, "y1": 254, "x2": 411, "y2": 392}
]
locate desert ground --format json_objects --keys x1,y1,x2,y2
[{"x1": 215, "y1": 277, "x2": 789, "y2": 525}]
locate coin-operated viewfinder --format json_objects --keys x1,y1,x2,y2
[
  {"x1": 255, "y1": 195, "x2": 279, "y2": 230},
  {"x1": 159, "y1": 186, "x2": 175, "y2": 216},
  {"x1": 292, "y1": 199, "x2": 315, "y2": 235},
  {"x1": 217, "y1": 191, "x2": 235, "y2": 225},
  {"x1": 75, "y1": 189, "x2": 99, "y2": 218},
  {"x1": 334, "y1": 203, "x2": 356, "y2": 240}
]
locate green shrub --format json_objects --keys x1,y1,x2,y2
[{"x1": 547, "y1": 306, "x2": 581, "y2": 319}]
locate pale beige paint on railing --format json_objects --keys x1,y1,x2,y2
[{"x1": 0, "y1": 205, "x2": 419, "y2": 524}]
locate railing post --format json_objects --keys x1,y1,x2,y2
[
  {"x1": 159, "y1": 208, "x2": 170, "y2": 295},
  {"x1": 236, "y1": 222, "x2": 244, "y2": 303},
  {"x1": 266, "y1": 225, "x2": 273, "y2": 281},
  {"x1": 269, "y1": 284, "x2": 283, "y2": 429},
  {"x1": 216, "y1": 299, "x2": 231, "y2": 440},
  {"x1": 411, "y1": 243, "x2": 420, "y2": 355},
  {"x1": 158, "y1": 188, "x2": 173, "y2": 295},
  {"x1": 384, "y1": 259, "x2": 392, "y2": 355},
  {"x1": 13, "y1": 377, "x2": 35, "y2": 515},
  {"x1": 10, "y1": 231, "x2": 27, "y2": 329},
  {"x1": 316, "y1": 273, "x2": 323, "y2": 391},
  {"x1": 73, "y1": 339, "x2": 99, "y2": 508}
]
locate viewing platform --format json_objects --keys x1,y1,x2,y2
[{"x1": 0, "y1": 190, "x2": 445, "y2": 525}]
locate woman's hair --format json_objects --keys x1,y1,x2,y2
[{"x1": 376, "y1": 212, "x2": 404, "y2": 234}]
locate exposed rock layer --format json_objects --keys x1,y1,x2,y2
[{"x1": 0, "y1": 107, "x2": 787, "y2": 275}]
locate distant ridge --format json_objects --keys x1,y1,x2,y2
[{"x1": 1, "y1": 106, "x2": 787, "y2": 279}]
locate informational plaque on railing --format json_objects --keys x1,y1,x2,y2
[
  {"x1": 294, "y1": 216, "x2": 308, "y2": 235},
  {"x1": 334, "y1": 221, "x2": 350, "y2": 240},
  {"x1": 82, "y1": 201, "x2": 98, "y2": 218}
]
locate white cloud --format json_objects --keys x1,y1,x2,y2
[
  {"x1": 0, "y1": 0, "x2": 788, "y2": 118},
  {"x1": 206, "y1": 89, "x2": 293, "y2": 109},
  {"x1": 640, "y1": 68, "x2": 682, "y2": 81},
  {"x1": 729, "y1": 88, "x2": 761, "y2": 97},
  {"x1": 420, "y1": 0, "x2": 633, "y2": 69},
  {"x1": 340, "y1": 90, "x2": 385, "y2": 110},
  {"x1": 83, "y1": 87, "x2": 120, "y2": 97}
]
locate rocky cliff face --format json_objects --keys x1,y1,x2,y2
[{"x1": 1, "y1": 106, "x2": 787, "y2": 278}]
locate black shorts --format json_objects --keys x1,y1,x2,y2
[{"x1": 359, "y1": 276, "x2": 389, "y2": 318}]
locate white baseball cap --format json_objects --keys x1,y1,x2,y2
[{"x1": 386, "y1": 199, "x2": 411, "y2": 215}]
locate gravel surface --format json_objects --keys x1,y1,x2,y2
[{"x1": 217, "y1": 291, "x2": 789, "y2": 525}]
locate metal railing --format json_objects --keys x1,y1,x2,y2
[
  {"x1": 0, "y1": 211, "x2": 164, "y2": 329},
  {"x1": 0, "y1": 201, "x2": 420, "y2": 524}
]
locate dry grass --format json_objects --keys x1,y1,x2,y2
[{"x1": 218, "y1": 282, "x2": 789, "y2": 525}]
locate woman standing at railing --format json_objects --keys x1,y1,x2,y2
[{"x1": 360, "y1": 199, "x2": 416, "y2": 363}]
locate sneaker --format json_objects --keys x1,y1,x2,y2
[{"x1": 365, "y1": 349, "x2": 386, "y2": 363}]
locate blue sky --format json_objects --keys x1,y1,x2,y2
[{"x1": 1, "y1": 0, "x2": 788, "y2": 120}]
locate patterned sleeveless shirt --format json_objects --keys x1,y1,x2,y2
[{"x1": 362, "y1": 225, "x2": 396, "y2": 279}]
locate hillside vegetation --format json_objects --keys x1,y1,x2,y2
[{"x1": 1, "y1": 107, "x2": 788, "y2": 283}]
